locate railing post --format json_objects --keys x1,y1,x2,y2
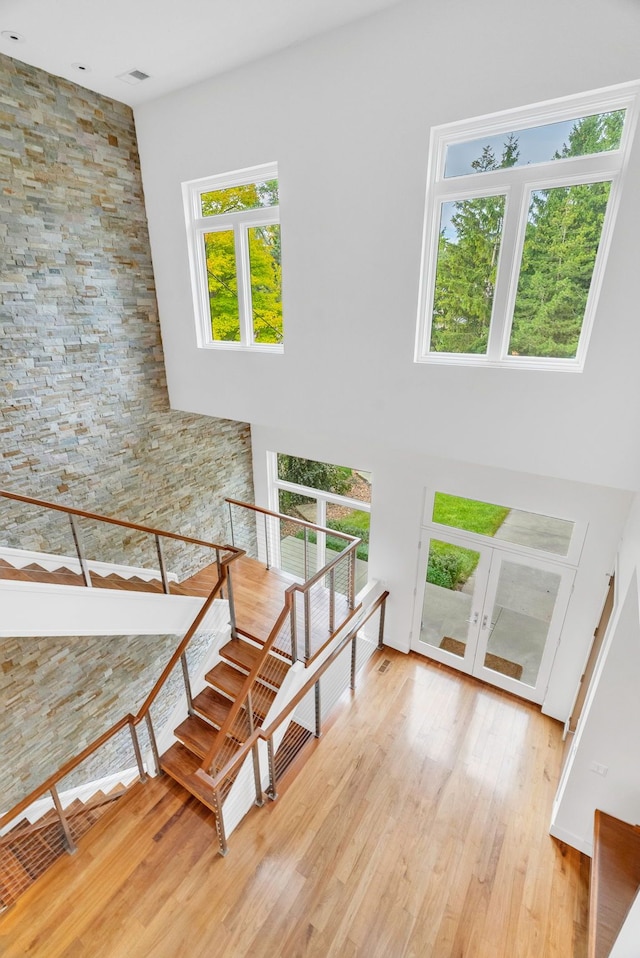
[
  {"x1": 145, "y1": 713, "x2": 161, "y2": 776},
  {"x1": 267, "y1": 737, "x2": 278, "y2": 800},
  {"x1": 329, "y1": 567, "x2": 335, "y2": 634},
  {"x1": 303, "y1": 527, "x2": 309, "y2": 580},
  {"x1": 155, "y1": 534, "x2": 171, "y2": 594},
  {"x1": 290, "y1": 602, "x2": 299, "y2": 663},
  {"x1": 252, "y1": 744, "x2": 264, "y2": 807},
  {"x1": 211, "y1": 787, "x2": 228, "y2": 856},
  {"x1": 226, "y1": 565, "x2": 238, "y2": 639},
  {"x1": 349, "y1": 547, "x2": 356, "y2": 610},
  {"x1": 264, "y1": 513, "x2": 271, "y2": 570},
  {"x1": 50, "y1": 785, "x2": 76, "y2": 854},
  {"x1": 227, "y1": 501, "x2": 235, "y2": 547},
  {"x1": 180, "y1": 652, "x2": 194, "y2": 716},
  {"x1": 304, "y1": 590, "x2": 311, "y2": 662},
  {"x1": 68, "y1": 514, "x2": 92, "y2": 587},
  {"x1": 377, "y1": 598, "x2": 387, "y2": 650},
  {"x1": 129, "y1": 720, "x2": 147, "y2": 782},
  {"x1": 350, "y1": 633, "x2": 358, "y2": 690},
  {"x1": 314, "y1": 680, "x2": 322, "y2": 737}
]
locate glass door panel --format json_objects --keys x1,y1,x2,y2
[
  {"x1": 414, "y1": 535, "x2": 490, "y2": 671},
  {"x1": 474, "y1": 553, "x2": 573, "y2": 702}
]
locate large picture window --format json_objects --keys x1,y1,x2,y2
[
  {"x1": 415, "y1": 83, "x2": 639, "y2": 369},
  {"x1": 183, "y1": 163, "x2": 283, "y2": 351}
]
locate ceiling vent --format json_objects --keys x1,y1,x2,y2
[{"x1": 117, "y1": 69, "x2": 150, "y2": 85}]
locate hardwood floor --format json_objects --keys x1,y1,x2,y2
[{"x1": 0, "y1": 651, "x2": 589, "y2": 957}]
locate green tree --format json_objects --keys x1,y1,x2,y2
[
  {"x1": 509, "y1": 111, "x2": 623, "y2": 357},
  {"x1": 202, "y1": 180, "x2": 282, "y2": 343},
  {"x1": 431, "y1": 136, "x2": 519, "y2": 353},
  {"x1": 277, "y1": 455, "x2": 352, "y2": 512}
]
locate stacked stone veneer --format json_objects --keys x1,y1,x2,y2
[
  {"x1": 0, "y1": 629, "x2": 217, "y2": 811},
  {"x1": 0, "y1": 53, "x2": 257, "y2": 808}
]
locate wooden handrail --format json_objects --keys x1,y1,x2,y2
[
  {"x1": 198, "y1": 595, "x2": 294, "y2": 774},
  {"x1": 0, "y1": 489, "x2": 241, "y2": 554},
  {"x1": 225, "y1": 497, "x2": 359, "y2": 542},
  {"x1": 0, "y1": 714, "x2": 134, "y2": 831},
  {"x1": 134, "y1": 562, "x2": 235, "y2": 722},
  {"x1": 207, "y1": 590, "x2": 389, "y2": 789}
]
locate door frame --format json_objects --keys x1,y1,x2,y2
[{"x1": 411, "y1": 526, "x2": 575, "y2": 704}]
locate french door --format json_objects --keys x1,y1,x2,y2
[{"x1": 411, "y1": 531, "x2": 574, "y2": 703}]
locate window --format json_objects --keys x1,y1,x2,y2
[
  {"x1": 183, "y1": 163, "x2": 283, "y2": 350},
  {"x1": 415, "y1": 83, "x2": 639, "y2": 369}
]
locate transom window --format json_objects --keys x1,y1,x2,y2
[
  {"x1": 415, "y1": 83, "x2": 639, "y2": 370},
  {"x1": 183, "y1": 163, "x2": 283, "y2": 351}
]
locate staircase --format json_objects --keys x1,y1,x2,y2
[
  {"x1": 0, "y1": 557, "x2": 192, "y2": 595},
  {"x1": 159, "y1": 632, "x2": 291, "y2": 809},
  {"x1": 0, "y1": 784, "x2": 129, "y2": 911}
]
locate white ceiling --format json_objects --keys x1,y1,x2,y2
[{"x1": 0, "y1": 0, "x2": 405, "y2": 107}]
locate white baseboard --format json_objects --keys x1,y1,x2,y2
[
  {"x1": 0, "y1": 546, "x2": 178, "y2": 583},
  {"x1": 548, "y1": 822, "x2": 593, "y2": 857},
  {"x1": 1, "y1": 766, "x2": 141, "y2": 835}
]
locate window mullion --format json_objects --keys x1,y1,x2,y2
[
  {"x1": 235, "y1": 225, "x2": 253, "y2": 345},
  {"x1": 486, "y1": 183, "x2": 527, "y2": 360}
]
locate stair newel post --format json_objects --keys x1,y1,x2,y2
[
  {"x1": 377, "y1": 597, "x2": 387, "y2": 651},
  {"x1": 129, "y1": 720, "x2": 147, "y2": 782},
  {"x1": 180, "y1": 652, "x2": 194, "y2": 716},
  {"x1": 350, "y1": 633, "x2": 358, "y2": 691},
  {"x1": 314, "y1": 679, "x2": 322, "y2": 738},
  {"x1": 155, "y1": 534, "x2": 171, "y2": 594},
  {"x1": 212, "y1": 787, "x2": 228, "y2": 857},
  {"x1": 227, "y1": 500, "x2": 235, "y2": 547},
  {"x1": 225, "y1": 564, "x2": 238, "y2": 640},
  {"x1": 267, "y1": 737, "x2": 278, "y2": 800},
  {"x1": 246, "y1": 691, "x2": 264, "y2": 807},
  {"x1": 145, "y1": 712, "x2": 161, "y2": 776},
  {"x1": 68, "y1": 514, "x2": 92, "y2": 588},
  {"x1": 50, "y1": 785, "x2": 77, "y2": 854}
]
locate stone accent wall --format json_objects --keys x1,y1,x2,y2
[
  {"x1": 0, "y1": 629, "x2": 218, "y2": 811},
  {"x1": 0, "y1": 54, "x2": 256, "y2": 808},
  {"x1": 0, "y1": 52, "x2": 254, "y2": 556}
]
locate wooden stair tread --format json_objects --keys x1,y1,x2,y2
[
  {"x1": 589, "y1": 810, "x2": 640, "y2": 958},
  {"x1": 192, "y1": 686, "x2": 235, "y2": 727},
  {"x1": 220, "y1": 639, "x2": 289, "y2": 688},
  {"x1": 159, "y1": 743, "x2": 219, "y2": 814},
  {"x1": 205, "y1": 661, "x2": 247, "y2": 698},
  {"x1": 174, "y1": 715, "x2": 220, "y2": 759}
]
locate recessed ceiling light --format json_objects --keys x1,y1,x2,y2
[
  {"x1": 1, "y1": 30, "x2": 25, "y2": 42},
  {"x1": 72, "y1": 62, "x2": 91, "y2": 73}
]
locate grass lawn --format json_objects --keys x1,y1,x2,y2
[
  {"x1": 428, "y1": 494, "x2": 510, "y2": 589},
  {"x1": 432, "y1": 493, "x2": 510, "y2": 536}
]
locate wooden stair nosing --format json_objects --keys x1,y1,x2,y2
[
  {"x1": 174, "y1": 715, "x2": 221, "y2": 759},
  {"x1": 159, "y1": 743, "x2": 219, "y2": 814},
  {"x1": 220, "y1": 638, "x2": 289, "y2": 689},
  {"x1": 192, "y1": 686, "x2": 234, "y2": 728}
]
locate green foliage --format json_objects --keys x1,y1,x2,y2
[
  {"x1": 327, "y1": 510, "x2": 370, "y2": 560},
  {"x1": 432, "y1": 493, "x2": 509, "y2": 536},
  {"x1": 432, "y1": 115, "x2": 621, "y2": 358},
  {"x1": 277, "y1": 455, "x2": 353, "y2": 511},
  {"x1": 203, "y1": 181, "x2": 282, "y2": 344},
  {"x1": 427, "y1": 540, "x2": 480, "y2": 590}
]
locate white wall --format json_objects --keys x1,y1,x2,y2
[
  {"x1": 135, "y1": 0, "x2": 640, "y2": 492},
  {"x1": 250, "y1": 422, "x2": 630, "y2": 721},
  {"x1": 551, "y1": 493, "x2": 640, "y2": 851}
]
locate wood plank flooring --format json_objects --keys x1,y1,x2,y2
[{"x1": 0, "y1": 651, "x2": 589, "y2": 957}]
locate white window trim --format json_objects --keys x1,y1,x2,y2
[
  {"x1": 182, "y1": 161, "x2": 283, "y2": 353},
  {"x1": 415, "y1": 81, "x2": 640, "y2": 371}
]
